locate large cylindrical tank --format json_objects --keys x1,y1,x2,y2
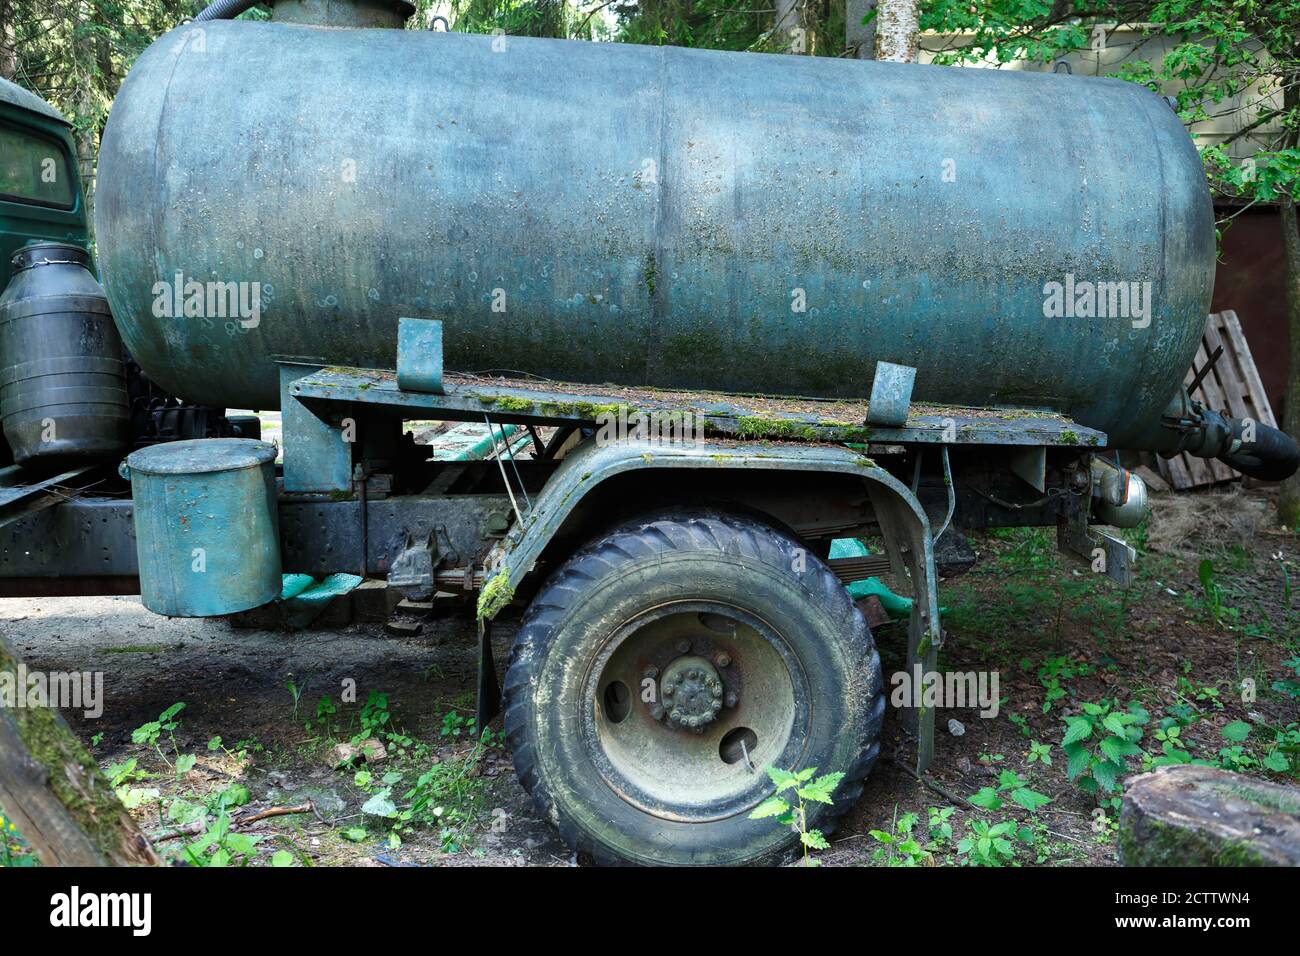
[
  {"x1": 95, "y1": 21, "x2": 1214, "y2": 448},
  {"x1": 0, "y1": 242, "x2": 130, "y2": 465}
]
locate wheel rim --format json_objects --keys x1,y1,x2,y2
[{"x1": 580, "y1": 600, "x2": 810, "y2": 822}]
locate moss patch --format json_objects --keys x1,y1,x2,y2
[
  {"x1": 476, "y1": 573, "x2": 516, "y2": 621},
  {"x1": 735, "y1": 417, "x2": 820, "y2": 442}
]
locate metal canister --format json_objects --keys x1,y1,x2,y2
[
  {"x1": 125, "y1": 438, "x2": 281, "y2": 616},
  {"x1": 0, "y1": 242, "x2": 130, "y2": 465}
]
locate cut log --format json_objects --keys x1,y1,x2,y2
[
  {"x1": 0, "y1": 637, "x2": 159, "y2": 866},
  {"x1": 1120, "y1": 764, "x2": 1300, "y2": 866}
]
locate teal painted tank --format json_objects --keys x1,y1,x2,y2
[
  {"x1": 125, "y1": 439, "x2": 281, "y2": 617},
  {"x1": 94, "y1": 19, "x2": 1215, "y2": 449}
]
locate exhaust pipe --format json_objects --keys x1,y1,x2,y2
[
  {"x1": 1155, "y1": 390, "x2": 1299, "y2": 483},
  {"x1": 1218, "y1": 418, "x2": 1300, "y2": 482}
]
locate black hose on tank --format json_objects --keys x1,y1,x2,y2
[
  {"x1": 1219, "y1": 421, "x2": 1300, "y2": 482},
  {"x1": 192, "y1": 0, "x2": 260, "y2": 21}
]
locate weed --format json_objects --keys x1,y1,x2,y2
[
  {"x1": 131, "y1": 702, "x2": 185, "y2": 769},
  {"x1": 1026, "y1": 740, "x2": 1053, "y2": 766},
  {"x1": 868, "y1": 808, "x2": 930, "y2": 866},
  {"x1": 0, "y1": 814, "x2": 34, "y2": 867},
  {"x1": 749, "y1": 766, "x2": 845, "y2": 867},
  {"x1": 968, "y1": 769, "x2": 1052, "y2": 813},
  {"x1": 957, "y1": 819, "x2": 1023, "y2": 866},
  {"x1": 1194, "y1": 559, "x2": 1239, "y2": 626},
  {"x1": 286, "y1": 677, "x2": 306, "y2": 721},
  {"x1": 314, "y1": 696, "x2": 338, "y2": 731},
  {"x1": 1061, "y1": 700, "x2": 1148, "y2": 808},
  {"x1": 927, "y1": 806, "x2": 956, "y2": 845},
  {"x1": 1273, "y1": 656, "x2": 1300, "y2": 700}
]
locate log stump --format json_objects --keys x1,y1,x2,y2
[
  {"x1": 0, "y1": 637, "x2": 159, "y2": 866},
  {"x1": 1120, "y1": 764, "x2": 1300, "y2": 866}
]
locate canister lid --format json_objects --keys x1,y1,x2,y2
[
  {"x1": 125, "y1": 438, "x2": 277, "y2": 476},
  {"x1": 11, "y1": 241, "x2": 91, "y2": 273}
]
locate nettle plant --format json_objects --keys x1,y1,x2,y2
[
  {"x1": 1061, "y1": 701, "x2": 1148, "y2": 807},
  {"x1": 749, "y1": 766, "x2": 844, "y2": 866}
]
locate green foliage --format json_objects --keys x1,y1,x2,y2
[
  {"x1": 968, "y1": 768, "x2": 1052, "y2": 813},
  {"x1": 1038, "y1": 655, "x2": 1095, "y2": 714},
  {"x1": 749, "y1": 765, "x2": 844, "y2": 866},
  {"x1": 0, "y1": 812, "x2": 36, "y2": 867},
  {"x1": 922, "y1": 1, "x2": 1300, "y2": 207},
  {"x1": 1060, "y1": 700, "x2": 1148, "y2": 807},
  {"x1": 868, "y1": 809, "x2": 930, "y2": 866},
  {"x1": 285, "y1": 677, "x2": 305, "y2": 720},
  {"x1": 956, "y1": 819, "x2": 1024, "y2": 866},
  {"x1": 335, "y1": 692, "x2": 499, "y2": 853},
  {"x1": 1273, "y1": 655, "x2": 1300, "y2": 699},
  {"x1": 130, "y1": 701, "x2": 185, "y2": 768},
  {"x1": 1026, "y1": 739, "x2": 1053, "y2": 766}
]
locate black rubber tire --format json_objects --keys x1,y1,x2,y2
[{"x1": 502, "y1": 510, "x2": 885, "y2": 866}]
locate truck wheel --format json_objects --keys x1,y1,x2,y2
[{"x1": 502, "y1": 510, "x2": 885, "y2": 865}]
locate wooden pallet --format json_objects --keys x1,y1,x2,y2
[{"x1": 1158, "y1": 310, "x2": 1278, "y2": 490}]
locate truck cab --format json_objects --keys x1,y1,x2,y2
[
  {"x1": 0, "y1": 78, "x2": 92, "y2": 466},
  {"x1": 0, "y1": 78, "x2": 89, "y2": 291}
]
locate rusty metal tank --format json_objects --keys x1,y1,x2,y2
[{"x1": 94, "y1": 14, "x2": 1215, "y2": 449}]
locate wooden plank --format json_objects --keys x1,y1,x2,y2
[
  {"x1": 1159, "y1": 453, "x2": 1193, "y2": 490},
  {"x1": 1163, "y1": 311, "x2": 1277, "y2": 489},
  {"x1": 1218, "y1": 310, "x2": 1277, "y2": 428},
  {"x1": 1203, "y1": 318, "x2": 1250, "y2": 420}
]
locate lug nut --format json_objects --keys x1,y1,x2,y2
[
  {"x1": 724, "y1": 692, "x2": 738, "y2": 708},
  {"x1": 716, "y1": 653, "x2": 731, "y2": 668},
  {"x1": 650, "y1": 704, "x2": 665, "y2": 721},
  {"x1": 676, "y1": 640, "x2": 690, "y2": 653}
]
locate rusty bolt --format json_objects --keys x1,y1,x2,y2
[
  {"x1": 724, "y1": 691, "x2": 738, "y2": 708},
  {"x1": 711, "y1": 699, "x2": 722, "y2": 712},
  {"x1": 676, "y1": 640, "x2": 691, "y2": 653},
  {"x1": 716, "y1": 653, "x2": 731, "y2": 668},
  {"x1": 650, "y1": 704, "x2": 665, "y2": 721}
]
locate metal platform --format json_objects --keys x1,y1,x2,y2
[{"x1": 288, "y1": 366, "x2": 1108, "y2": 448}]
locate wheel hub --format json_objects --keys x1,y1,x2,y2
[{"x1": 661, "y1": 655, "x2": 724, "y2": 732}]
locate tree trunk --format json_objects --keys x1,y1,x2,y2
[
  {"x1": 1119, "y1": 765, "x2": 1300, "y2": 866},
  {"x1": 0, "y1": 0, "x2": 17, "y2": 82},
  {"x1": 846, "y1": 0, "x2": 875, "y2": 59},
  {"x1": 873, "y1": 0, "x2": 919, "y2": 63},
  {"x1": 1279, "y1": 89, "x2": 1300, "y2": 527},
  {"x1": 0, "y1": 637, "x2": 160, "y2": 866},
  {"x1": 774, "y1": 0, "x2": 804, "y2": 53},
  {"x1": 68, "y1": 0, "x2": 100, "y2": 235}
]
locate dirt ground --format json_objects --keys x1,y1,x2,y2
[{"x1": 2, "y1": 485, "x2": 1297, "y2": 867}]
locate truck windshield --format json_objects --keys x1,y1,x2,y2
[{"x1": 0, "y1": 122, "x2": 76, "y2": 209}]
